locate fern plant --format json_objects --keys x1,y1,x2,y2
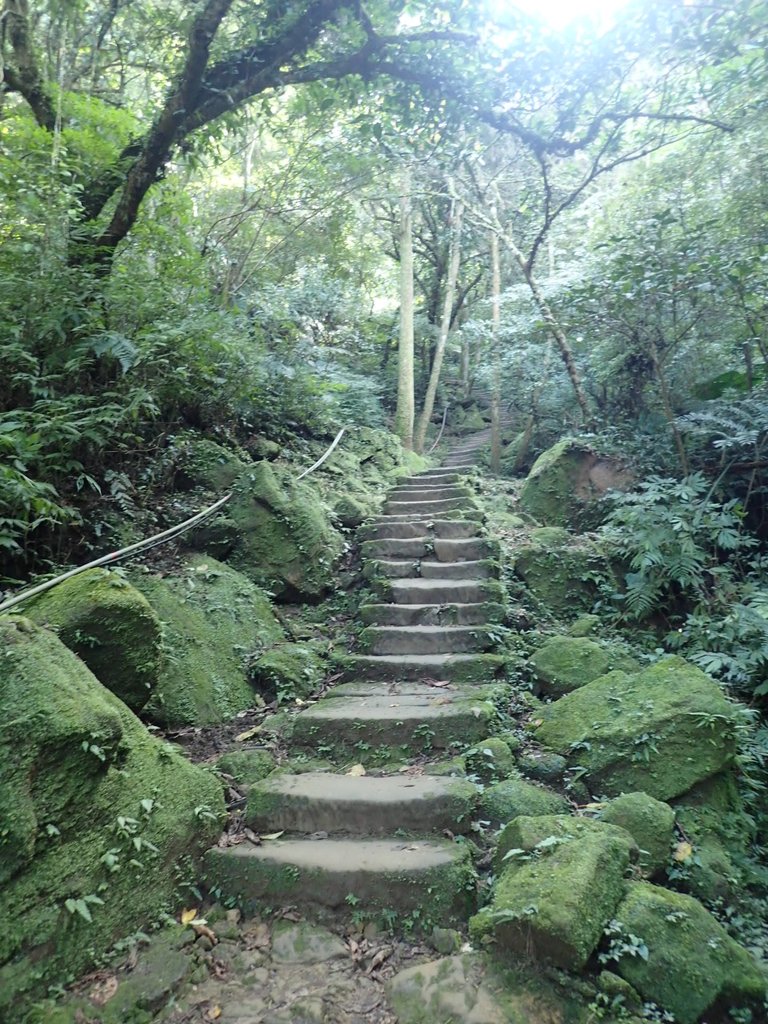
[{"x1": 600, "y1": 473, "x2": 756, "y2": 621}]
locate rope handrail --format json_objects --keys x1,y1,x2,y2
[{"x1": 0, "y1": 427, "x2": 347, "y2": 615}]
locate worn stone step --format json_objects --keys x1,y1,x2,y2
[
  {"x1": 245, "y1": 772, "x2": 477, "y2": 835},
  {"x1": 419, "y1": 466, "x2": 474, "y2": 476},
  {"x1": 359, "y1": 602, "x2": 505, "y2": 627},
  {"x1": 420, "y1": 559, "x2": 499, "y2": 580},
  {"x1": 366, "y1": 559, "x2": 422, "y2": 579},
  {"x1": 384, "y1": 497, "x2": 476, "y2": 515},
  {"x1": 439, "y1": 462, "x2": 476, "y2": 471},
  {"x1": 384, "y1": 578, "x2": 503, "y2": 604},
  {"x1": 402, "y1": 473, "x2": 463, "y2": 485},
  {"x1": 204, "y1": 838, "x2": 474, "y2": 922},
  {"x1": 360, "y1": 625, "x2": 495, "y2": 655},
  {"x1": 359, "y1": 519, "x2": 483, "y2": 540},
  {"x1": 361, "y1": 538, "x2": 430, "y2": 559},
  {"x1": 341, "y1": 652, "x2": 507, "y2": 684},
  {"x1": 433, "y1": 538, "x2": 499, "y2": 561},
  {"x1": 292, "y1": 685, "x2": 498, "y2": 751},
  {"x1": 388, "y1": 486, "x2": 471, "y2": 501},
  {"x1": 362, "y1": 537, "x2": 496, "y2": 562}
]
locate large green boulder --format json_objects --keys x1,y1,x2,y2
[
  {"x1": 518, "y1": 437, "x2": 633, "y2": 530},
  {"x1": 173, "y1": 437, "x2": 248, "y2": 491},
  {"x1": 528, "y1": 636, "x2": 639, "y2": 697},
  {"x1": 0, "y1": 618, "x2": 224, "y2": 1013},
  {"x1": 250, "y1": 640, "x2": 325, "y2": 705},
  {"x1": 511, "y1": 530, "x2": 615, "y2": 617},
  {"x1": 478, "y1": 778, "x2": 570, "y2": 828},
  {"x1": 132, "y1": 555, "x2": 284, "y2": 726},
  {"x1": 471, "y1": 815, "x2": 635, "y2": 970},
  {"x1": 599, "y1": 792, "x2": 675, "y2": 876},
  {"x1": 611, "y1": 882, "x2": 765, "y2": 1023},
  {"x1": 226, "y1": 461, "x2": 344, "y2": 601},
  {"x1": 534, "y1": 657, "x2": 740, "y2": 801},
  {"x1": 25, "y1": 568, "x2": 163, "y2": 713}
]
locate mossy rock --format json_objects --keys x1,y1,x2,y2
[
  {"x1": 0, "y1": 618, "x2": 224, "y2": 1013},
  {"x1": 472, "y1": 815, "x2": 635, "y2": 971},
  {"x1": 511, "y1": 533, "x2": 615, "y2": 618},
  {"x1": 528, "y1": 636, "x2": 640, "y2": 698},
  {"x1": 517, "y1": 750, "x2": 568, "y2": 783},
  {"x1": 534, "y1": 657, "x2": 741, "y2": 801},
  {"x1": 215, "y1": 749, "x2": 276, "y2": 787},
  {"x1": 174, "y1": 437, "x2": 248, "y2": 491},
  {"x1": 24, "y1": 568, "x2": 163, "y2": 713},
  {"x1": 333, "y1": 494, "x2": 371, "y2": 529},
  {"x1": 672, "y1": 800, "x2": 750, "y2": 901},
  {"x1": 132, "y1": 554, "x2": 284, "y2": 727},
  {"x1": 226, "y1": 461, "x2": 343, "y2": 601},
  {"x1": 465, "y1": 738, "x2": 516, "y2": 783},
  {"x1": 567, "y1": 614, "x2": 601, "y2": 637},
  {"x1": 478, "y1": 778, "x2": 569, "y2": 827},
  {"x1": 599, "y1": 792, "x2": 675, "y2": 876},
  {"x1": 250, "y1": 641, "x2": 325, "y2": 704},
  {"x1": 612, "y1": 882, "x2": 766, "y2": 1024},
  {"x1": 518, "y1": 437, "x2": 634, "y2": 530}
]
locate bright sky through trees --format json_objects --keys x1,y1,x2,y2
[{"x1": 501, "y1": 0, "x2": 628, "y2": 28}]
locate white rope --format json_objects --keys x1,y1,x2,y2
[{"x1": 0, "y1": 428, "x2": 348, "y2": 615}]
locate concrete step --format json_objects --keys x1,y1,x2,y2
[
  {"x1": 361, "y1": 538, "x2": 429, "y2": 559},
  {"x1": 292, "y1": 684, "x2": 499, "y2": 751},
  {"x1": 341, "y1": 652, "x2": 506, "y2": 684},
  {"x1": 420, "y1": 560, "x2": 499, "y2": 580},
  {"x1": 359, "y1": 519, "x2": 483, "y2": 540},
  {"x1": 433, "y1": 538, "x2": 498, "y2": 561},
  {"x1": 384, "y1": 497, "x2": 477, "y2": 515},
  {"x1": 367, "y1": 559, "x2": 422, "y2": 579},
  {"x1": 361, "y1": 536, "x2": 496, "y2": 561},
  {"x1": 360, "y1": 624, "x2": 495, "y2": 655},
  {"x1": 204, "y1": 838, "x2": 474, "y2": 922},
  {"x1": 245, "y1": 772, "x2": 477, "y2": 835},
  {"x1": 402, "y1": 473, "x2": 463, "y2": 485},
  {"x1": 439, "y1": 462, "x2": 476, "y2": 471},
  {"x1": 388, "y1": 486, "x2": 470, "y2": 501},
  {"x1": 359, "y1": 602, "x2": 505, "y2": 627},
  {"x1": 386, "y1": 578, "x2": 503, "y2": 604}
]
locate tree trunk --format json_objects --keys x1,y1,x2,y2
[
  {"x1": 648, "y1": 333, "x2": 689, "y2": 475},
  {"x1": 490, "y1": 223, "x2": 502, "y2": 474},
  {"x1": 394, "y1": 167, "x2": 415, "y2": 449},
  {"x1": 415, "y1": 199, "x2": 464, "y2": 453}
]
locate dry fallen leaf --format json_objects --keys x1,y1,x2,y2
[
  {"x1": 346, "y1": 764, "x2": 366, "y2": 777},
  {"x1": 181, "y1": 907, "x2": 199, "y2": 925},
  {"x1": 673, "y1": 840, "x2": 694, "y2": 862},
  {"x1": 365, "y1": 946, "x2": 393, "y2": 975},
  {"x1": 235, "y1": 726, "x2": 261, "y2": 742},
  {"x1": 205, "y1": 1006, "x2": 222, "y2": 1021},
  {"x1": 193, "y1": 923, "x2": 217, "y2": 944},
  {"x1": 89, "y1": 975, "x2": 118, "y2": 1006},
  {"x1": 260, "y1": 830, "x2": 285, "y2": 841}
]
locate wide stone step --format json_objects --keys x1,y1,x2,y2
[
  {"x1": 204, "y1": 838, "x2": 474, "y2": 921},
  {"x1": 360, "y1": 624, "x2": 495, "y2": 655},
  {"x1": 388, "y1": 486, "x2": 471, "y2": 501},
  {"x1": 361, "y1": 538, "x2": 430, "y2": 559},
  {"x1": 367, "y1": 559, "x2": 422, "y2": 579},
  {"x1": 360, "y1": 602, "x2": 505, "y2": 626},
  {"x1": 439, "y1": 462, "x2": 476, "y2": 471},
  {"x1": 341, "y1": 652, "x2": 506, "y2": 684},
  {"x1": 292, "y1": 686, "x2": 498, "y2": 752},
  {"x1": 362, "y1": 537, "x2": 497, "y2": 561},
  {"x1": 403, "y1": 473, "x2": 463, "y2": 485},
  {"x1": 384, "y1": 497, "x2": 476, "y2": 515},
  {"x1": 419, "y1": 466, "x2": 474, "y2": 477},
  {"x1": 386, "y1": 578, "x2": 503, "y2": 604},
  {"x1": 245, "y1": 772, "x2": 477, "y2": 835},
  {"x1": 433, "y1": 538, "x2": 499, "y2": 561},
  {"x1": 420, "y1": 559, "x2": 499, "y2": 580},
  {"x1": 359, "y1": 519, "x2": 483, "y2": 541}
]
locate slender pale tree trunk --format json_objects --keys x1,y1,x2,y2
[
  {"x1": 394, "y1": 166, "x2": 415, "y2": 449},
  {"x1": 460, "y1": 328, "x2": 471, "y2": 397},
  {"x1": 415, "y1": 198, "x2": 464, "y2": 453},
  {"x1": 489, "y1": 219, "x2": 502, "y2": 473},
  {"x1": 648, "y1": 333, "x2": 689, "y2": 474}
]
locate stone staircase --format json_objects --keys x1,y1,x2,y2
[{"x1": 205, "y1": 429, "x2": 505, "y2": 930}]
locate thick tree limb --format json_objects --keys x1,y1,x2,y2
[{"x1": 2, "y1": 0, "x2": 56, "y2": 129}]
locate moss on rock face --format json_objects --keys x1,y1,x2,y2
[
  {"x1": 478, "y1": 778, "x2": 570, "y2": 827},
  {"x1": 25, "y1": 568, "x2": 163, "y2": 713},
  {"x1": 226, "y1": 461, "x2": 343, "y2": 601},
  {"x1": 132, "y1": 554, "x2": 284, "y2": 727},
  {"x1": 518, "y1": 438, "x2": 633, "y2": 531},
  {"x1": 612, "y1": 882, "x2": 766, "y2": 1024},
  {"x1": 215, "y1": 749, "x2": 276, "y2": 787},
  {"x1": 511, "y1": 532, "x2": 614, "y2": 618},
  {"x1": 174, "y1": 437, "x2": 248, "y2": 492},
  {"x1": 599, "y1": 792, "x2": 675, "y2": 876},
  {"x1": 0, "y1": 618, "x2": 224, "y2": 1013},
  {"x1": 472, "y1": 815, "x2": 635, "y2": 971},
  {"x1": 250, "y1": 641, "x2": 325, "y2": 705},
  {"x1": 528, "y1": 636, "x2": 639, "y2": 698},
  {"x1": 465, "y1": 738, "x2": 517, "y2": 784},
  {"x1": 534, "y1": 656, "x2": 740, "y2": 801}
]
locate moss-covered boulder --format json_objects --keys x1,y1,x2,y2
[
  {"x1": 599, "y1": 792, "x2": 675, "y2": 876},
  {"x1": 478, "y1": 778, "x2": 570, "y2": 827},
  {"x1": 511, "y1": 531, "x2": 615, "y2": 618},
  {"x1": 0, "y1": 618, "x2": 224, "y2": 1013},
  {"x1": 528, "y1": 636, "x2": 640, "y2": 698},
  {"x1": 226, "y1": 461, "x2": 344, "y2": 601},
  {"x1": 672, "y1": 793, "x2": 750, "y2": 902},
  {"x1": 611, "y1": 882, "x2": 766, "y2": 1023},
  {"x1": 250, "y1": 640, "x2": 325, "y2": 704},
  {"x1": 173, "y1": 437, "x2": 248, "y2": 491},
  {"x1": 518, "y1": 437, "x2": 633, "y2": 530},
  {"x1": 25, "y1": 568, "x2": 163, "y2": 713},
  {"x1": 472, "y1": 815, "x2": 635, "y2": 970},
  {"x1": 534, "y1": 657, "x2": 740, "y2": 801},
  {"x1": 465, "y1": 738, "x2": 516, "y2": 783},
  {"x1": 132, "y1": 555, "x2": 284, "y2": 726},
  {"x1": 215, "y1": 749, "x2": 276, "y2": 787},
  {"x1": 333, "y1": 494, "x2": 369, "y2": 529}
]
